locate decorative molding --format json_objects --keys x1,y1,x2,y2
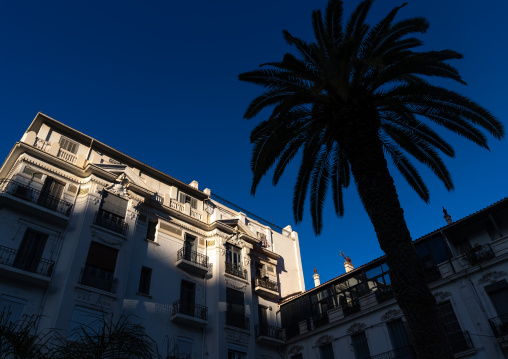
[
  {"x1": 346, "y1": 322, "x2": 367, "y2": 335},
  {"x1": 243, "y1": 256, "x2": 251, "y2": 266},
  {"x1": 225, "y1": 329, "x2": 249, "y2": 344},
  {"x1": 75, "y1": 290, "x2": 91, "y2": 303},
  {"x1": 224, "y1": 277, "x2": 248, "y2": 291},
  {"x1": 478, "y1": 271, "x2": 507, "y2": 284},
  {"x1": 381, "y1": 310, "x2": 403, "y2": 322},
  {"x1": 91, "y1": 230, "x2": 124, "y2": 247},
  {"x1": 287, "y1": 345, "x2": 304, "y2": 355},
  {"x1": 316, "y1": 335, "x2": 334, "y2": 346},
  {"x1": 104, "y1": 174, "x2": 130, "y2": 198},
  {"x1": 97, "y1": 296, "x2": 112, "y2": 308},
  {"x1": 433, "y1": 291, "x2": 452, "y2": 303},
  {"x1": 207, "y1": 240, "x2": 215, "y2": 248}
]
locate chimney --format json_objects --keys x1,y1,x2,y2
[
  {"x1": 313, "y1": 268, "x2": 320, "y2": 287},
  {"x1": 344, "y1": 256, "x2": 354, "y2": 273},
  {"x1": 443, "y1": 207, "x2": 452, "y2": 225}
]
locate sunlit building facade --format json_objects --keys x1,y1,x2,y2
[{"x1": 0, "y1": 112, "x2": 305, "y2": 359}]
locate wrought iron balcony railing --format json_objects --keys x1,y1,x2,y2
[
  {"x1": 254, "y1": 276, "x2": 278, "y2": 292},
  {"x1": 368, "y1": 346, "x2": 416, "y2": 359},
  {"x1": 375, "y1": 288, "x2": 394, "y2": 303},
  {"x1": 171, "y1": 300, "x2": 208, "y2": 321},
  {"x1": 465, "y1": 244, "x2": 495, "y2": 266},
  {"x1": 255, "y1": 323, "x2": 284, "y2": 340},
  {"x1": 79, "y1": 266, "x2": 118, "y2": 293},
  {"x1": 225, "y1": 261, "x2": 247, "y2": 280},
  {"x1": 177, "y1": 247, "x2": 208, "y2": 268},
  {"x1": 0, "y1": 244, "x2": 54, "y2": 277},
  {"x1": 423, "y1": 266, "x2": 442, "y2": 283},
  {"x1": 0, "y1": 179, "x2": 73, "y2": 216},
  {"x1": 226, "y1": 311, "x2": 249, "y2": 330},
  {"x1": 94, "y1": 210, "x2": 128, "y2": 236},
  {"x1": 489, "y1": 313, "x2": 508, "y2": 338}
]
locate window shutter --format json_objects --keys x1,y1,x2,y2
[
  {"x1": 100, "y1": 192, "x2": 128, "y2": 217},
  {"x1": 191, "y1": 197, "x2": 197, "y2": 209}
]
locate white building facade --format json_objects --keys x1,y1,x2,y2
[
  {"x1": 279, "y1": 201, "x2": 508, "y2": 359},
  {"x1": 0, "y1": 112, "x2": 305, "y2": 358}
]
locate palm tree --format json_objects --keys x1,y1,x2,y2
[
  {"x1": 57, "y1": 314, "x2": 160, "y2": 359},
  {"x1": 238, "y1": 1, "x2": 503, "y2": 358},
  {"x1": 0, "y1": 310, "x2": 56, "y2": 359}
]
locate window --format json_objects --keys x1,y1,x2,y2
[
  {"x1": 68, "y1": 306, "x2": 107, "y2": 340},
  {"x1": 0, "y1": 295, "x2": 26, "y2": 322},
  {"x1": 258, "y1": 305, "x2": 268, "y2": 325},
  {"x1": 96, "y1": 192, "x2": 128, "y2": 234},
  {"x1": 183, "y1": 234, "x2": 197, "y2": 260},
  {"x1": 138, "y1": 267, "x2": 152, "y2": 295},
  {"x1": 352, "y1": 332, "x2": 371, "y2": 359},
  {"x1": 179, "y1": 192, "x2": 197, "y2": 209},
  {"x1": 180, "y1": 280, "x2": 196, "y2": 316},
  {"x1": 387, "y1": 320, "x2": 411, "y2": 352},
  {"x1": 37, "y1": 176, "x2": 65, "y2": 210},
  {"x1": 80, "y1": 242, "x2": 118, "y2": 293},
  {"x1": 13, "y1": 229, "x2": 48, "y2": 273},
  {"x1": 319, "y1": 342, "x2": 334, "y2": 359},
  {"x1": 226, "y1": 244, "x2": 242, "y2": 266},
  {"x1": 59, "y1": 136, "x2": 79, "y2": 154},
  {"x1": 226, "y1": 288, "x2": 246, "y2": 329},
  {"x1": 436, "y1": 301, "x2": 470, "y2": 354},
  {"x1": 485, "y1": 280, "x2": 508, "y2": 316},
  {"x1": 146, "y1": 219, "x2": 157, "y2": 241}
]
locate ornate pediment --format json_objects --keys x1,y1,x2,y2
[
  {"x1": 316, "y1": 335, "x2": 334, "y2": 346},
  {"x1": 433, "y1": 291, "x2": 451, "y2": 303},
  {"x1": 478, "y1": 271, "x2": 507, "y2": 284},
  {"x1": 104, "y1": 174, "x2": 130, "y2": 198},
  {"x1": 346, "y1": 322, "x2": 366, "y2": 334},
  {"x1": 287, "y1": 345, "x2": 304, "y2": 354},
  {"x1": 381, "y1": 309, "x2": 403, "y2": 322}
]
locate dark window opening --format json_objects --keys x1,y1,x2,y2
[
  {"x1": 146, "y1": 220, "x2": 157, "y2": 241},
  {"x1": 352, "y1": 332, "x2": 371, "y2": 359},
  {"x1": 14, "y1": 229, "x2": 48, "y2": 273},
  {"x1": 180, "y1": 280, "x2": 196, "y2": 316},
  {"x1": 138, "y1": 266, "x2": 152, "y2": 295},
  {"x1": 80, "y1": 242, "x2": 118, "y2": 293}
]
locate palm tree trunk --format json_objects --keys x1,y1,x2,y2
[{"x1": 340, "y1": 117, "x2": 453, "y2": 359}]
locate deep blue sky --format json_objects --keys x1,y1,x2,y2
[{"x1": 1, "y1": 1, "x2": 507, "y2": 289}]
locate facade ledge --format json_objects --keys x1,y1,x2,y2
[
  {"x1": 254, "y1": 285, "x2": 279, "y2": 300},
  {"x1": 255, "y1": 335, "x2": 285, "y2": 346},
  {"x1": 170, "y1": 312, "x2": 208, "y2": 328},
  {"x1": 453, "y1": 348, "x2": 478, "y2": 358},
  {"x1": 176, "y1": 257, "x2": 209, "y2": 278},
  {"x1": 144, "y1": 238, "x2": 160, "y2": 246},
  {"x1": 0, "y1": 263, "x2": 51, "y2": 287},
  {"x1": 225, "y1": 325, "x2": 251, "y2": 335},
  {"x1": 0, "y1": 193, "x2": 70, "y2": 226},
  {"x1": 90, "y1": 224, "x2": 127, "y2": 240},
  {"x1": 75, "y1": 284, "x2": 118, "y2": 299},
  {"x1": 224, "y1": 272, "x2": 250, "y2": 285}
]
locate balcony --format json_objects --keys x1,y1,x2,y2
[
  {"x1": 489, "y1": 314, "x2": 508, "y2": 339},
  {"x1": 226, "y1": 312, "x2": 249, "y2": 330},
  {"x1": 225, "y1": 261, "x2": 247, "y2": 280},
  {"x1": 170, "y1": 300, "x2": 208, "y2": 328},
  {"x1": 368, "y1": 346, "x2": 416, "y2": 359},
  {"x1": 176, "y1": 247, "x2": 209, "y2": 278},
  {"x1": 465, "y1": 244, "x2": 495, "y2": 266},
  {"x1": 94, "y1": 210, "x2": 128, "y2": 236},
  {"x1": 0, "y1": 244, "x2": 54, "y2": 284},
  {"x1": 79, "y1": 266, "x2": 118, "y2": 294},
  {"x1": 254, "y1": 276, "x2": 279, "y2": 299},
  {"x1": 255, "y1": 323, "x2": 284, "y2": 345},
  {"x1": 0, "y1": 179, "x2": 73, "y2": 216}
]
